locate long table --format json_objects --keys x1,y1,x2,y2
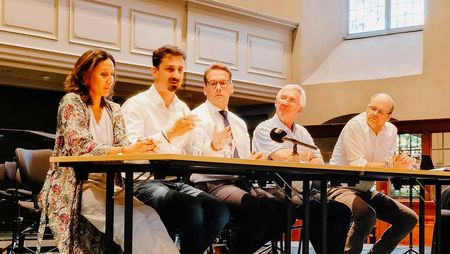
[{"x1": 50, "y1": 154, "x2": 450, "y2": 254}]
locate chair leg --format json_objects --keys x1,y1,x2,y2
[
  {"x1": 9, "y1": 217, "x2": 23, "y2": 253},
  {"x1": 271, "y1": 239, "x2": 278, "y2": 254},
  {"x1": 208, "y1": 244, "x2": 213, "y2": 254},
  {"x1": 297, "y1": 228, "x2": 303, "y2": 254}
]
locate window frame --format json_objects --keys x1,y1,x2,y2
[{"x1": 345, "y1": 0, "x2": 424, "y2": 40}]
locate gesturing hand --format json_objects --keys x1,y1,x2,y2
[
  {"x1": 211, "y1": 125, "x2": 232, "y2": 151},
  {"x1": 166, "y1": 115, "x2": 199, "y2": 142}
]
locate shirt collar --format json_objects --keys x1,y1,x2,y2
[
  {"x1": 272, "y1": 114, "x2": 297, "y2": 133},
  {"x1": 205, "y1": 100, "x2": 228, "y2": 115},
  {"x1": 148, "y1": 84, "x2": 180, "y2": 109}
]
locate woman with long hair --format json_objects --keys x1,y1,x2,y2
[{"x1": 37, "y1": 49, "x2": 178, "y2": 253}]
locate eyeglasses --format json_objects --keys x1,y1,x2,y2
[
  {"x1": 367, "y1": 105, "x2": 391, "y2": 116},
  {"x1": 277, "y1": 95, "x2": 299, "y2": 105},
  {"x1": 206, "y1": 80, "x2": 231, "y2": 89}
]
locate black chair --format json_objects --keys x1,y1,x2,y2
[
  {"x1": 4, "y1": 148, "x2": 54, "y2": 253},
  {"x1": 14, "y1": 148, "x2": 51, "y2": 202}
]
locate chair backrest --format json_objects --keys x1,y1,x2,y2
[
  {"x1": 15, "y1": 148, "x2": 52, "y2": 193},
  {"x1": 4, "y1": 161, "x2": 17, "y2": 181},
  {"x1": 421, "y1": 154, "x2": 434, "y2": 170}
]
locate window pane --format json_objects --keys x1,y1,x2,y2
[
  {"x1": 432, "y1": 149, "x2": 443, "y2": 166},
  {"x1": 390, "y1": 0, "x2": 424, "y2": 29},
  {"x1": 432, "y1": 133, "x2": 443, "y2": 149},
  {"x1": 444, "y1": 132, "x2": 450, "y2": 148},
  {"x1": 397, "y1": 133, "x2": 421, "y2": 155},
  {"x1": 349, "y1": 0, "x2": 386, "y2": 34},
  {"x1": 392, "y1": 133, "x2": 422, "y2": 199}
]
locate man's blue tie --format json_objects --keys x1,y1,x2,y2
[{"x1": 218, "y1": 110, "x2": 240, "y2": 158}]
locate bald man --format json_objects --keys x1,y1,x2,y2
[{"x1": 328, "y1": 93, "x2": 418, "y2": 254}]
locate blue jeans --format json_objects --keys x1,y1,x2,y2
[{"x1": 134, "y1": 180, "x2": 230, "y2": 254}]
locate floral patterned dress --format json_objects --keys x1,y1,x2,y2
[{"x1": 37, "y1": 93, "x2": 129, "y2": 253}]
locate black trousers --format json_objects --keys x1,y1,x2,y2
[
  {"x1": 269, "y1": 188, "x2": 351, "y2": 254},
  {"x1": 432, "y1": 186, "x2": 450, "y2": 253},
  {"x1": 134, "y1": 180, "x2": 230, "y2": 254},
  {"x1": 196, "y1": 179, "x2": 292, "y2": 254}
]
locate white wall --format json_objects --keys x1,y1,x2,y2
[
  {"x1": 303, "y1": 32, "x2": 423, "y2": 85},
  {"x1": 0, "y1": 0, "x2": 298, "y2": 103},
  {"x1": 298, "y1": 0, "x2": 345, "y2": 84},
  {"x1": 297, "y1": 0, "x2": 450, "y2": 125}
]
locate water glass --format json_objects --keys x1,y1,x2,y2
[
  {"x1": 221, "y1": 139, "x2": 234, "y2": 158},
  {"x1": 299, "y1": 150, "x2": 311, "y2": 163},
  {"x1": 411, "y1": 152, "x2": 422, "y2": 170},
  {"x1": 385, "y1": 151, "x2": 395, "y2": 168},
  {"x1": 191, "y1": 133, "x2": 206, "y2": 156}
]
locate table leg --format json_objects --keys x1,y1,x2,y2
[
  {"x1": 435, "y1": 184, "x2": 441, "y2": 254},
  {"x1": 285, "y1": 180, "x2": 292, "y2": 254},
  {"x1": 302, "y1": 180, "x2": 310, "y2": 254},
  {"x1": 321, "y1": 180, "x2": 327, "y2": 254},
  {"x1": 105, "y1": 172, "x2": 114, "y2": 253},
  {"x1": 419, "y1": 186, "x2": 425, "y2": 254},
  {"x1": 124, "y1": 171, "x2": 133, "y2": 253}
]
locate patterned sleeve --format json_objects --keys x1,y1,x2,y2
[{"x1": 58, "y1": 93, "x2": 112, "y2": 156}]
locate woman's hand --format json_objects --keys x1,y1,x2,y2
[{"x1": 124, "y1": 138, "x2": 159, "y2": 154}]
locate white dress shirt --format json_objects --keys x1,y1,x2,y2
[
  {"x1": 121, "y1": 85, "x2": 191, "y2": 154},
  {"x1": 252, "y1": 115, "x2": 322, "y2": 191},
  {"x1": 121, "y1": 85, "x2": 191, "y2": 179},
  {"x1": 190, "y1": 100, "x2": 251, "y2": 183},
  {"x1": 252, "y1": 115, "x2": 322, "y2": 160},
  {"x1": 329, "y1": 112, "x2": 397, "y2": 191}
]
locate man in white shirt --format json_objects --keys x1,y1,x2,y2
[
  {"x1": 252, "y1": 84, "x2": 351, "y2": 254},
  {"x1": 328, "y1": 93, "x2": 418, "y2": 254},
  {"x1": 189, "y1": 63, "x2": 288, "y2": 254},
  {"x1": 121, "y1": 46, "x2": 229, "y2": 254}
]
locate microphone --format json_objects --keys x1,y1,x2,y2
[{"x1": 270, "y1": 128, "x2": 318, "y2": 150}]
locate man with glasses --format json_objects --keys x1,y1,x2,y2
[
  {"x1": 252, "y1": 84, "x2": 351, "y2": 254},
  {"x1": 328, "y1": 93, "x2": 418, "y2": 254},
  {"x1": 189, "y1": 63, "x2": 288, "y2": 254}
]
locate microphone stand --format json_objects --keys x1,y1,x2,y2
[
  {"x1": 402, "y1": 184, "x2": 419, "y2": 254},
  {"x1": 292, "y1": 144, "x2": 298, "y2": 156}
]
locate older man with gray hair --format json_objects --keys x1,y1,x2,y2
[
  {"x1": 328, "y1": 93, "x2": 418, "y2": 254},
  {"x1": 253, "y1": 84, "x2": 351, "y2": 254}
]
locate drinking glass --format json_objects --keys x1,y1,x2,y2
[
  {"x1": 299, "y1": 150, "x2": 311, "y2": 163},
  {"x1": 191, "y1": 133, "x2": 207, "y2": 156},
  {"x1": 385, "y1": 151, "x2": 395, "y2": 168},
  {"x1": 221, "y1": 139, "x2": 234, "y2": 158},
  {"x1": 411, "y1": 152, "x2": 422, "y2": 170}
]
